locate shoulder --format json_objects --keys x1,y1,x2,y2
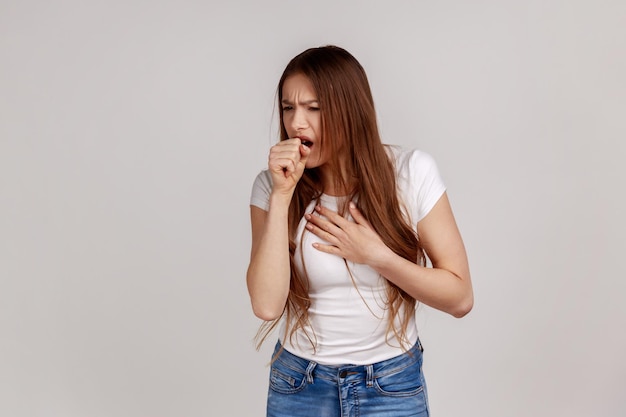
[
  {"x1": 250, "y1": 169, "x2": 273, "y2": 211},
  {"x1": 385, "y1": 145, "x2": 446, "y2": 223},
  {"x1": 252, "y1": 169, "x2": 273, "y2": 189},
  {"x1": 386, "y1": 145, "x2": 440, "y2": 180}
]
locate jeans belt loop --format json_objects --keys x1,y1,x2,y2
[
  {"x1": 366, "y1": 364, "x2": 374, "y2": 388},
  {"x1": 305, "y1": 361, "x2": 317, "y2": 384}
]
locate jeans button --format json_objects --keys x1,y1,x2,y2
[{"x1": 339, "y1": 370, "x2": 347, "y2": 378}]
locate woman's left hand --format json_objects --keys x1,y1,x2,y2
[{"x1": 304, "y1": 203, "x2": 393, "y2": 266}]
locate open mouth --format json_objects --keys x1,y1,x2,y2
[{"x1": 297, "y1": 136, "x2": 313, "y2": 147}]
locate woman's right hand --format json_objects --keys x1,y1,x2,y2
[
  {"x1": 268, "y1": 138, "x2": 310, "y2": 196},
  {"x1": 247, "y1": 138, "x2": 309, "y2": 321}
]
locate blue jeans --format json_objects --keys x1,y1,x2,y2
[{"x1": 266, "y1": 339, "x2": 429, "y2": 417}]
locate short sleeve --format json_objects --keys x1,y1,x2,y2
[
  {"x1": 249, "y1": 170, "x2": 273, "y2": 211},
  {"x1": 394, "y1": 148, "x2": 447, "y2": 225}
]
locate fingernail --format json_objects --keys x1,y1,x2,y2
[{"x1": 349, "y1": 202, "x2": 356, "y2": 209}]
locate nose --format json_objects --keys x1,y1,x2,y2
[{"x1": 290, "y1": 108, "x2": 308, "y2": 131}]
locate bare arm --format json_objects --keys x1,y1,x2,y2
[
  {"x1": 247, "y1": 199, "x2": 291, "y2": 321},
  {"x1": 371, "y1": 193, "x2": 473, "y2": 317},
  {"x1": 246, "y1": 139, "x2": 309, "y2": 320},
  {"x1": 305, "y1": 192, "x2": 473, "y2": 317}
]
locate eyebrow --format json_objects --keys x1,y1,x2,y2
[{"x1": 281, "y1": 99, "x2": 319, "y2": 105}]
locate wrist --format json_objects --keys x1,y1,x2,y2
[
  {"x1": 369, "y1": 245, "x2": 398, "y2": 271},
  {"x1": 269, "y1": 192, "x2": 293, "y2": 210}
]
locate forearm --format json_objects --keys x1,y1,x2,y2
[
  {"x1": 372, "y1": 249, "x2": 473, "y2": 318},
  {"x1": 246, "y1": 194, "x2": 292, "y2": 321}
]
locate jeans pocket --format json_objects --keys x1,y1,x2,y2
[
  {"x1": 269, "y1": 359, "x2": 308, "y2": 394},
  {"x1": 373, "y1": 359, "x2": 425, "y2": 397}
]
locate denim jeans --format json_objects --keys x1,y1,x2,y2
[{"x1": 266, "y1": 339, "x2": 429, "y2": 417}]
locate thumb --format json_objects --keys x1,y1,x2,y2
[{"x1": 297, "y1": 143, "x2": 311, "y2": 169}]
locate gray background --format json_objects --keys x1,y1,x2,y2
[{"x1": 1, "y1": 0, "x2": 625, "y2": 416}]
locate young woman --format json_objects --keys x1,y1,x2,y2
[{"x1": 247, "y1": 45, "x2": 473, "y2": 417}]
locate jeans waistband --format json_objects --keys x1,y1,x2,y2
[{"x1": 272, "y1": 339, "x2": 424, "y2": 385}]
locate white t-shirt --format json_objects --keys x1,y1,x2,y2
[{"x1": 249, "y1": 146, "x2": 446, "y2": 365}]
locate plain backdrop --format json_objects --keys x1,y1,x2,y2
[{"x1": 1, "y1": 1, "x2": 625, "y2": 416}]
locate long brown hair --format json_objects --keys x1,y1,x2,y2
[{"x1": 256, "y1": 45, "x2": 426, "y2": 351}]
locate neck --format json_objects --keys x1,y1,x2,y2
[{"x1": 319, "y1": 163, "x2": 353, "y2": 197}]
